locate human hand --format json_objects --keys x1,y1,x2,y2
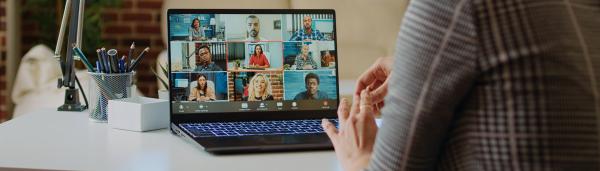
[
  {"x1": 355, "y1": 57, "x2": 393, "y2": 114},
  {"x1": 322, "y1": 88, "x2": 378, "y2": 171},
  {"x1": 303, "y1": 65, "x2": 313, "y2": 70}
]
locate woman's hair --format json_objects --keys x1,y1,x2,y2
[
  {"x1": 247, "y1": 73, "x2": 272, "y2": 101},
  {"x1": 190, "y1": 18, "x2": 200, "y2": 28},
  {"x1": 195, "y1": 74, "x2": 208, "y2": 95},
  {"x1": 253, "y1": 44, "x2": 263, "y2": 57}
]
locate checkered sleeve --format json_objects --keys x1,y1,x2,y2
[
  {"x1": 365, "y1": 0, "x2": 600, "y2": 170},
  {"x1": 365, "y1": 0, "x2": 479, "y2": 170},
  {"x1": 290, "y1": 31, "x2": 301, "y2": 41}
]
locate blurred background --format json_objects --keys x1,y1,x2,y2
[{"x1": 0, "y1": 0, "x2": 408, "y2": 122}]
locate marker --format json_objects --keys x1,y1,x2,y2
[{"x1": 107, "y1": 49, "x2": 119, "y2": 73}]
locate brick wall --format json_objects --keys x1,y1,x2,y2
[
  {"x1": 20, "y1": 0, "x2": 165, "y2": 99},
  {"x1": 0, "y1": 0, "x2": 6, "y2": 122},
  {"x1": 101, "y1": 0, "x2": 164, "y2": 97}
]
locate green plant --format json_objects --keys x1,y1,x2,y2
[
  {"x1": 151, "y1": 63, "x2": 169, "y2": 90},
  {"x1": 23, "y1": 0, "x2": 122, "y2": 59},
  {"x1": 235, "y1": 59, "x2": 241, "y2": 68}
]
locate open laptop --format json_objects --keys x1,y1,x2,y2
[{"x1": 167, "y1": 9, "x2": 339, "y2": 154}]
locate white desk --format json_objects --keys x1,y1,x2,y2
[{"x1": 0, "y1": 109, "x2": 342, "y2": 171}]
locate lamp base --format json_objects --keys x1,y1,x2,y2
[{"x1": 58, "y1": 88, "x2": 86, "y2": 111}]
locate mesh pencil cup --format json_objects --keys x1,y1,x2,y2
[{"x1": 88, "y1": 72, "x2": 134, "y2": 122}]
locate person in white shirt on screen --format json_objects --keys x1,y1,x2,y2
[
  {"x1": 246, "y1": 15, "x2": 266, "y2": 42},
  {"x1": 188, "y1": 18, "x2": 206, "y2": 41},
  {"x1": 188, "y1": 74, "x2": 216, "y2": 101}
]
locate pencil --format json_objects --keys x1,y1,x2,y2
[
  {"x1": 127, "y1": 42, "x2": 135, "y2": 68},
  {"x1": 128, "y1": 47, "x2": 149, "y2": 72},
  {"x1": 72, "y1": 45, "x2": 95, "y2": 72}
]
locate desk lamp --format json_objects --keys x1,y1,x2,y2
[{"x1": 55, "y1": 0, "x2": 87, "y2": 111}]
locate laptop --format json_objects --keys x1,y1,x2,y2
[{"x1": 167, "y1": 9, "x2": 340, "y2": 154}]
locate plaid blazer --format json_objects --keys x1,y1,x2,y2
[{"x1": 368, "y1": 0, "x2": 600, "y2": 170}]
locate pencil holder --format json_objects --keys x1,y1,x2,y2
[{"x1": 88, "y1": 72, "x2": 134, "y2": 122}]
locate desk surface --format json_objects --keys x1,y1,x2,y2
[{"x1": 0, "y1": 109, "x2": 342, "y2": 171}]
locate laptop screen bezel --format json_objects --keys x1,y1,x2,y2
[{"x1": 167, "y1": 9, "x2": 340, "y2": 124}]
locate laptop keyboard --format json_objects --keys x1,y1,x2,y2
[{"x1": 180, "y1": 119, "x2": 339, "y2": 138}]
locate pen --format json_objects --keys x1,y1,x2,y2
[
  {"x1": 101, "y1": 48, "x2": 110, "y2": 73},
  {"x1": 119, "y1": 59, "x2": 126, "y2": 73},
  {"x1": 72, "y1": 45, "x2": 95, "y2": 72},
  {"x1": 96, "y1": 61, "x2": 101, "y2": 73},
  {"x1": 129, "y1": 47, "x2": 149, "y2": 72},
  {"x1": 120, "y1": 56, "x2": 127, "y2": 73},
  {"x1": 96, "y1": 49, "x2": 104, "y2": 73}
]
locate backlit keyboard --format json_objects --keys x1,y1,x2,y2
[{"x1": 180, "y1": 119, "x2": 339, "y2": 137}]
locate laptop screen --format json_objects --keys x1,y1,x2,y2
[{"x1": 167, "y1": 10, "x2": 338, "y2": 114}]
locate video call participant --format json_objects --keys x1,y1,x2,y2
[
  {"x1": 289, "y1": 15, "x2": 325, "y2": 41},
  {"x1": 321, "y1": 50, "x2": 335, "y2": 67},
  {"x1": 243, "y1": 73, "x2": 274, "y2": 101},
  {"x1": 295, "y1": 44, "x2": 318, "y2": 70},
  {"x1": 246, "y1": 15, "x2": 266, "y2": 42},
  {"x1": 189, "y1": 18, "x2": 206, "y2": 41},
  {"x1": 188, "y1": 74, "x2": 216, "y2": 101},
  {"x1": 194, "y1": 45, "x2": 223, "y2": 71},
  {"x1": 294, "y1": 72, "x2": 329, "y2": 100},
  {"x1": 248, "y1": 44, "x2": 270, "y2": 68}
]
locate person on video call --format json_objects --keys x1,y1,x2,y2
[
  {"x1": 289, "y1": 15, "x2": 324, "y2": 41},
  {"x1": 294, "y1": 72, "x2": 329, "y2": 100},
  {"x1": 249, "y1": 44, "x2": 270, "y2": 69},
  {"x1": 321, "y1": 50, "x2": 336, "y2": 67},
  {"x1": 193, "y1": 45, "x2": 223, "y2": 71},
  {"x1": 246, "y1": 15, "x2": 266, "y2": 42},
  {"x1": 188, "y1": 74, "x2": 216, "y2": 101},
  {"x1": 295, "y1": 44, "x2": 318, "y2": 70},
  {"x1": 188, "y1": 18, "x2": 206, "y2": 41},
  {"x1": 318, "y1": 1, "x2": 600, "y2": 171},
  {"x1": 243, "y1": 73, "x2": 274, "y2": 101}
]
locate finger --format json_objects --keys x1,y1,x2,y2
[
  {"x1": 343, "y1": 116, "x2": 359, "y2": 148},
  {"x1": 360, "y1": 88, "x2": 374, "y2": 115},
  {"x1": 321, "y1": 118, "x2": 339, "y2": 145},
  {"x1": 357, "y1": 88, "x2": 376, "y2": 146},
  {"x1": 370, "y1": 77, "x2": 389, "y2": 104},
  {"x1": 355, "y1": 58, "x2": 386, "y2": 95},
  {"x1": 337, "y1": 98, "x2": 350, "y2": 128},
  {"x1": 355, "y1": 67, "x2": 377, "y2": 95},
  {"x1": 350, "y1": 94, "x2": 361, "y2": 118}
]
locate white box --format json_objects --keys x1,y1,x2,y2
[{"x1": 108, "y1": 97, "x2": 169, "y2": 132}]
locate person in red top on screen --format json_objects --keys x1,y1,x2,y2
[{"x1": 248, "y1": 44, "x2": 270, "y2": 69}]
